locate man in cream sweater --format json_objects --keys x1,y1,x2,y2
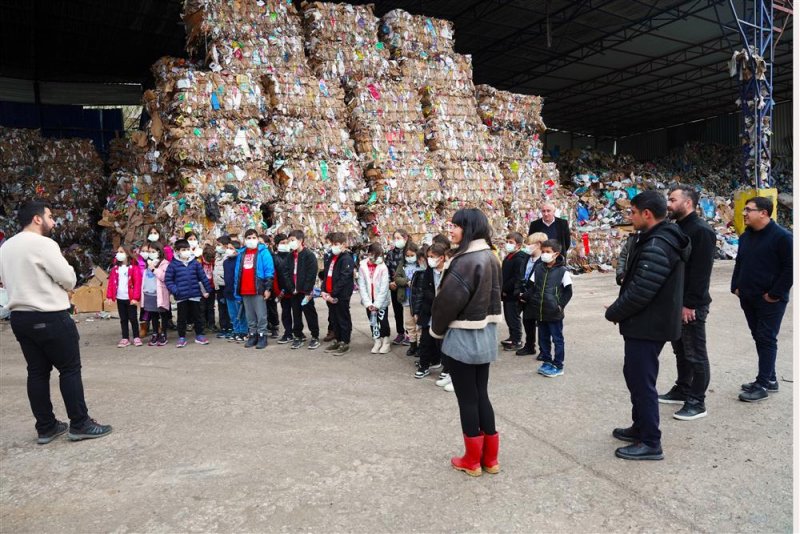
[{"x1": 0, "y1": 201, "x2": 112, "y2": 444}]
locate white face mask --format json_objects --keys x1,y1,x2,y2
[
  {"x1": 540, "y1": 252, "x2": 555, "y2": 264},
  {"x1": 394, "y1": 239, "x2": 406, "y2": 249},
  {"x1": 215, "y1": 245, "x2": 225, "y2": 254},
  {"x1": 148, "y1": 233, "x2": 159, "y2": 242},
  {"x1": 115, "y1": 252, "x2": 127, "y2": 263},
  {"x1": 187, "y1": 240, "x2": 198, "y2": 249},
  {"x1": 288, "y1": 240, "x2": 299, "y2": 251},
  {"x1": 193, "y1": 248, "x2": 203, "y2": 257},
  {"x1": 374, "y1": 256, "x2": 384, "y2": 265},
  {"x1": 406, "y1": 255, "x2": 416, "y2": 263},
  {"x1": 245, "y1": 239, "x2": 258, "y2": 250},
  {"x1": 149, "y1": 252, "x2": 160, "y2": 261},
  {"x1": 427, "y1": 257, "x2": 440, "y2": 269},
  {"x1": 179, "y1": 250, "x2": 191, "y2": 260},
  {"x1": 331, "y1": 245, "x2": 342, "y2": 256},
  {"x1": 505, "y1": 243, "x2": 517, "y2": 253},
  {"x1": 277, "y1": 243, "x2": 290, "y2": 253},
  {"x1": 525, "y1": 246, "x2": 537, "y2": 256},
  {"x1": 224, "y1": 249, "x2": 236, "y2": 257}
]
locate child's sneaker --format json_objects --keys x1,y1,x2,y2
[
  {"x1": 176, "y1": 337, "x2": 188, "y2": 348},
  {"x1": 215, "y1": 330, "x2": 228, "y2": 339},
  {"x1": 537, "y1": 362, "x2": 552, "y2": 375},
  {"x1": 148, "y1": 334, "x2": 158, "y2": 346},
  {"x1": 277, "y1": 333, "x2": 293, "y2": 345},
  {"x1": 443, "y1": 382, "x2": 454, "y2": 392},
  {"x1": 117, "y1": 339, "x2": 130, "y2": 348},
  {"x1": 157, "y1": 334, "x2": 168, "y2": 346},
  {"x1": 541, "y1": 365, "x2": 564, "y2": 378},
  {"x1": 430, "y1": 362, "x2": 443, "y2": 370},
  {"x1": 291, "y1": 337, "x2": 306, "y2": 350},
  {"x1": 195, "y1": 336, "x2": 210, "y2": 345},
  {"x1": 132, "y1": 337, "x2": 143, "y2": 347},
  {"x1": 307, "y1": 338, "x2": 321, "y2": 350},
  {"x1": 234, "y1": 333, "x2": 246, "y2": 343},
  {"x1": 436, "y1": 374, "x2": 452, "y2": 387},
  {"x1": 401, "y1": 335, "x2": 411, "y2": 346},
  {"x1": 415, "y1": 368, "x2": 430, "y2": 379},
  {"x1": 391, "y1": 334, "x2": 405, "y2": 345}
]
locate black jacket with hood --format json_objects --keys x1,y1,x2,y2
[
  {"x1": 605, "y1": 221, "x2": 691, "y2": 342},
  {"x1": 523, "y1": 254, "x2": 572, "y2": 322}
]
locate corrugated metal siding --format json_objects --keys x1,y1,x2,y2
[
  {"x1": 772, "y1": 101, "x2": 792, "y2": 156},
  {"x1": 610, "y1": 101, "x2": 792, "y2": 159}
]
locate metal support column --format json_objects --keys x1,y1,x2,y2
[{"x1": 728, "y1": 0, "x2": 779, "y2": 189}]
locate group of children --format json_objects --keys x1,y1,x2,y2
[{"x1": 105, "y1": 224, "x2": 573, "y2": 379}]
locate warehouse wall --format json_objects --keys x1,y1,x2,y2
[{"x1": 613, "y1": 100, "x2": 792, "y2": 160}]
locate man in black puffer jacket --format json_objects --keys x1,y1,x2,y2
[{"x1": 605, "y1": 191, "x2": 691, "y2": 462}]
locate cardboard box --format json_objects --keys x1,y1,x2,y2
[{"x1": 71, "y1": 286, "x2": 104, "y2": 313}]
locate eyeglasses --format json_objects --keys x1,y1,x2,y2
[{"x1": 742, "y1": 208, "x2": 765, "y2": 214}]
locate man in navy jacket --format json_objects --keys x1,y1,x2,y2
[{"x1": 732, "y1": 196, "x2": 793, "y2": 403}]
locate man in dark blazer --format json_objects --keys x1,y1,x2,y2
[{"x1": 528, "y1": 202, "x2": 571, "y2": 254}]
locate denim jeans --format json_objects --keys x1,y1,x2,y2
[
  {"x1": 10, "y1": 311, "x2": 91, "y2": 432},
  {"x1": 538, "y1": 320, "x2": 565, "y2": 369},
  {"x1": 226, "y1": 298, "x2": 247, "y2": 335}
]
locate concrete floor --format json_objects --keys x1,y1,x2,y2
[{"x1": 0, "y1": 261, "x2": 793, "y2": 533}]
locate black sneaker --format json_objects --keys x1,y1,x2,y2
[
  {"x1": 406, "y1": 343, "x2": 418, "y2": 357},
  {"x1": 515, "y1": 345, "x2": 534, "y2": 356},
  {"x1": 504, "y1": 341, "x2": 523, "y2": 351},
  {"x1": 244, "y1": 334, "x2": 258, "y2": 348},
  {"x1": 256, "y1": 334, "x2": 268, "y2": 350},
  {"x1": 415, "y1": 368, "x2": 430, "y2": 379},
  {"x1": 739, "y1": 385, "x2": 768, "y2": 403},
  {"x1": 307, "y1": 338, "x2": 321, "y2": 350},
  {"x1": 612, "y1": 427, "x2": 639, "y2": 443},
  {"x1": 500, "y1": 338, "x2": 514, "y2": 346},
  {"x1": 615, "y1": 443, "x2": 663, "y2": 461},
  {"x1": 741, "y1": 380, "x2": 779, "y2": 392},
  {"x1": 269, "y1": 327, "x2": 279, "y2": 339},
  {"x1": 333, "y1": 343, "x2": 350, "y2": 356},
  {"x1": 37, "y1": 420, "x2": 68, "y2": 445},
  {"x1": 673, "y1": 403, "x2": 707, "y2": 421},
  {"x1": 68, "y1": 419, "x2": 112, "y2": 441},
  {"x1": 291, "y1": 338, "x2": 306, "y2": 350},
  {"x1": 657, "y1": 386, "x2": 686, "y2": 405},
  {"x1": 277, "y1": 334, "x2": 293, "y2": 345}
]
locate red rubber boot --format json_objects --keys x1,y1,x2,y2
[
  {"x1": 451, "y1": 434, "x2": 484, "y2": 477},
  {"x1": 482, "y1": 432, "x2": 500, "y2": 474}
]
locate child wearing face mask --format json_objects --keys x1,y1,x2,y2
[
  {"x1": 358, "y1": 242, "x2": 392, "y2": 354},
  {"x1": 213, "y1": 236, "x2": 233, "y2": 338},
  {"x1": 319, "y1": 233, "x2": 336, "y2": 343},
  {"x1": 500, "y1": 232, "x2": 530, "y2": 352},
  {"x1": 321, "y1": 232, "x2": 356, "y2": 356},
  {"x1": 386, "y1": 229, "x2": 410, "y2": 346},
  {"x1": 222, "y1": 239, "x2": 248, "y2": 342},
  {"x1": 394, "y1": 242, "x2": 425, "y2": 357},
  {"x1": 106, "y1": 245, "x2": 143, "y2": 347},
  {"x1": 271, "y1": 234, "x2": 294, "y2": 344},
  {"x1": 140, "y1": 242, "x2": 171, "y2": 346},
  {"x1": 165, "y1": 239, "x2": 213, "y2": 348},
  {"x1": 518, "y1": 232, "x2": 548, "y2": 357},
  {"x1": 412, "y1": 243, "x2": 449, "y2": 379},
  {"x1": 524, "y1": 239, "x2": 573, "y2": 377},
  {"x1": 234, "y1": 229, "x2": 276, "y2": 350},
  {"x1": 199, "y1": 243, "x2": 217, "y2": 333}
]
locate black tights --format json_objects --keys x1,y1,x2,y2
[
  {"x1": 144, "y1": 310, "x2": 170, "y2": 334},
  {"x1": 446, "y1": 355, "x2": 496, "y2": 437}
]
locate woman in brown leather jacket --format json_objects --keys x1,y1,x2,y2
[{"x1": 431, "y1": 208, "x2": 503, "y2": 476}]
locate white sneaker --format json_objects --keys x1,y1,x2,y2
[
  {"x1": 435, "y1": 374, "x2": 452, "y2": 387},
  {"x1": 444, "y1": 382, "x2": 454, "y2": 392},
  {"x1": 379, "y1": 336, "x2": 392, "y2": 354},
  {"x1": 370, "y1": 338, "x2": 382, "y2": 354}
]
